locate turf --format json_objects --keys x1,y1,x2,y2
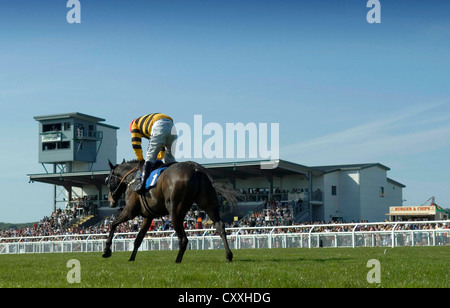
[{"x1": 0, "y1": 247, "x2": 448, "y2": 288}]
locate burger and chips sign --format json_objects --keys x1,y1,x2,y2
[{"x1": 389, "y1": 205, "x2": 437, "y2": 216}]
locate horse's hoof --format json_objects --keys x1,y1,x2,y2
[{"x1": 102, "y1": 250, "x2": 112, "y2": 258}]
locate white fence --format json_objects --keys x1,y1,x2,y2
[{"x1": 1, "y1": 220, "x2": 449, "y2": 254}]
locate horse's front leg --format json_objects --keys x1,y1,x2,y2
[
  {"x1": 129, "y1": 217, "x2": 152, "y2": 261},
  {"x1": 102, "y1": 210, "x2": 134, "y2": 258},
  {"x1": 102, "y1": 224, "x2": 117, "y2": 258}
]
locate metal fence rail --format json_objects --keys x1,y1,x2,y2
[{"x1": 1, "y1": 220, "x2": 448, "y2": 254}]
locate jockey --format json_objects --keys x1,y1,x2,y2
[{"x1": 129, "y1": 113, "x2": 177, "y2": 195}]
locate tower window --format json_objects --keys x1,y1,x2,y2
[
  {"x1": 43, "y1": 123, "x2": 61, "y2": 132},
  {"x1": 42, "y1": 141, "x2": 70, "y2": 151}
]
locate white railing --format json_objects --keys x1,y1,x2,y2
[{"x1": 1, "y1": 220, "x2": 448, "y2": 254}]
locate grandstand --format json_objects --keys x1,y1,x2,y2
[{"x1": 26, "y1": 112, "x2": 410, "y2": 237}]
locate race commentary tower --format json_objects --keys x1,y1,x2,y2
[
  {"x1": 34, "y1": 112, "x2": 118, "y2": 172},
  {"x1": 29, "y1": 112, "x2": 119, "y2": 215}
]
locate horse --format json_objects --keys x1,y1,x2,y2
[{"x1": 103, "y1": 159, "x2": 237, "y2": 263}]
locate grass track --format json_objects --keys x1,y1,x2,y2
[{"x1": 0, "y1": 247, "x2": 448, "y2": 288}]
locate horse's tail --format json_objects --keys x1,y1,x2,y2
[{"x1": 195, "y1": 165, "x2": 239, "y2": 207}]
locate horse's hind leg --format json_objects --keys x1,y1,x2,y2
[
  {"x1": 129, "y1": 217, "x2": 152, "y2": 261},
  {"x1": 172, "y1": 215, "x2": 189, "y2": 263},
  {"x1": 212, "y1": 211, "x2": 233, "y2": 262},
  {"x1": 198, "y1": 199, "x2": 233, "y2": 262},
  {"x1": 168, "y1": 181, "x2": 193, "y2": 264}
]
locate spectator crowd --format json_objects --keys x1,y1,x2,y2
[{"x1": 1, "y1": 199, "x2": 449, "y2": 241}]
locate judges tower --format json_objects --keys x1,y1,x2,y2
[{"x1": 30, "y1": 112, "x2": 119, "y2": 213}]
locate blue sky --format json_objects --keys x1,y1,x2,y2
[{"x1": 0, "y1": 0, "x2": 449, "y2": 222}]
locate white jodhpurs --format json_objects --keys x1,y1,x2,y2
[{"x1": 145, "y1": 118, "x2": 177, "y2": 164}]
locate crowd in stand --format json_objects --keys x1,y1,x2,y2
[
  {"x1": 1, "y1": 200, "x2": 449, "y2": 241},
  {"x1": 0, "y1": 209, "x2": 77, "y2": 238},
  {"x1": 0, "y1": 207, "x2": 208, "y2": 240},
  {"x1": 235, "y1": 200, "x2": 294, "y2": 227}
]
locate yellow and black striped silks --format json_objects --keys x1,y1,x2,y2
[{"x1": 130, "y1": 113, "x2": 173, "y2": 161}]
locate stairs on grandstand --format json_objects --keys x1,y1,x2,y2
[
  {"x1": 72, "y1": 215, "x2": 102, "y2": 228},
  {"x1": 294, "y1": 208, "x2": 310, "y2": 223}
]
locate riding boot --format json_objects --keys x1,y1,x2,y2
[{"x1": 137, "y1": 161, "x2": 153, "y2": 195}]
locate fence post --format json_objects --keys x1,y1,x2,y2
[
  {"x1": 237, "y1": 228, "x2": 241, "y2": 250},
  {"x1": 39, "y1": 237, "x2": 44, "y2": 254},
  {"x1": 15, "y1": 239, "x2": 19, "y2": 254},
  {"x1": 86, "y1": 235, "x2": 91, "y2": 253},
  {"x1": 170, "y1": 233, "x2": 175, "y2": 250},
  {"x1": 112, "y1": 234, "x2": 117, "y2": 252},
  {"x1": 201, "y1": 230, "x2": 205, "y2": 250},
  {"x1": 352, "y1": 224, "x2": 358, "y2": 248},
  {"x1": 391, "y1": 222, "x2": 398, "y2": 248},
  {"x1": 308, "y1": 226, "x2": 314, "y2": 248},
  {"x1": 269, "y1": 228, "x2": 274, "y2": 249}
]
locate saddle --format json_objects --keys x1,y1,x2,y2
[{"x1": 130, "y1": 160, "x2": 176, "y2": 192}]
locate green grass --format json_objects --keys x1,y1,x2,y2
[{"x1": 0, "y1": 247, "x2": 448, "y2": 288}]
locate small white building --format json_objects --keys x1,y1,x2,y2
[{"x1": 311, "y1": 163, "x2": 405, "y2": 222}]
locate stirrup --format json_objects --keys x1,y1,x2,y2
[{"x1": 129, "y1": 178, "x2": 141, "y2": 192}]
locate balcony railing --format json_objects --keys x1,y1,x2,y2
[{"x1": 74, "y1": 129, "x2": 103, "y2": 141}]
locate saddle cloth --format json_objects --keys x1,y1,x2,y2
[
  {"x1": 145, "y1": 166, "x2": 168, "y2": 189},
  {"x1": 130, "y1": 160, "x2": 175, "y2": 192}
]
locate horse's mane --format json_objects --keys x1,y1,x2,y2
[
  {"x1": 126, "y1": 159, "x2": 141, "y2": 165},
  {"x1": 115, "y1": 159, "x2": 140, "y2": 166},
  {"x1": 112, "y1": 159, "x2": 141, "y2": 174}
]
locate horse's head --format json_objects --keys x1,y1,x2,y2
[
  {"x1": 105, "y1": 159, "x2": 140, "y2": 208},
  {"x1": 105, "y1": 160, "x2": 126, "y2": 208}
]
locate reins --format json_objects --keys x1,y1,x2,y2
[{"x1": 110, "y1": 164, "x2": 140, "y2": 200}]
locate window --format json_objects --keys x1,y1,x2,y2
[
  {"x1": 43, "y1": 143, "x2": 56, "y2": 151},
  {"x1": 380, "y1": 187, "x2": 385, "y2": 197},
  {"x1": 43, "y1": 123, "x2": 61, "y2": 132},
  {"x1": 59, "y1": 141, "x2": 70, "y2": 149},
  {"x1": 331, "y1": 185, "x2": 337, "y2": 196},
  {"x1": 42, "y1": 141, "x2": 70, "y2": 151},
  {"x1": 64, "y1": 122, "x2": 71, "y2": 130}
]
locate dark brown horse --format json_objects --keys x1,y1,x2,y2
[{"x1": 103, "y1": 160, "x2": 237, "y2": 263}]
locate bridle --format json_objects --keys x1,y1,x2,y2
[
  {"x1": 107, "y1": 165, "x2": 140, "y2": 202},
  {"x1": 106, "y1": 162, "x2": 160, "y2": 216}
]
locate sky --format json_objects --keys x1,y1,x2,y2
[{"x1": 0, "y1": 0, "x2": 449, "y2": 222}]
